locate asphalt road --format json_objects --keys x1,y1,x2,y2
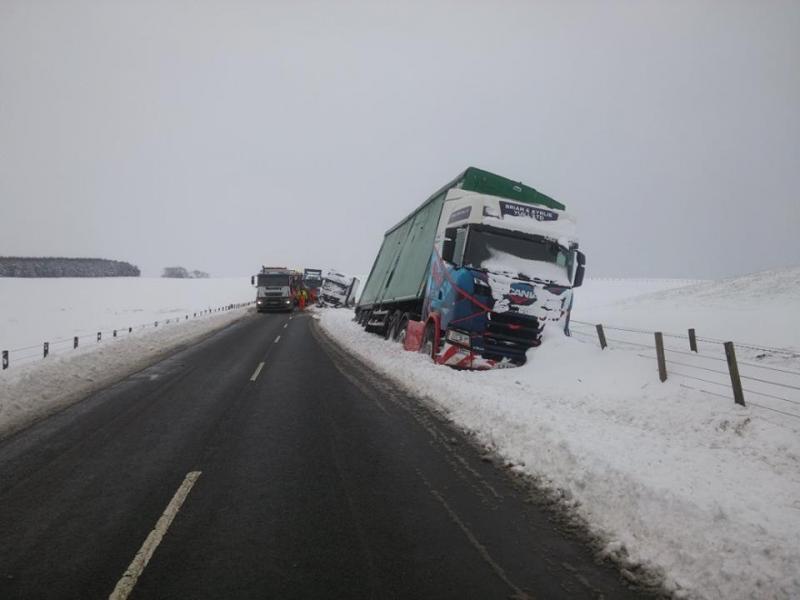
[{"x1": 0, "y1": 310, "x2": 653, "y2": 599}]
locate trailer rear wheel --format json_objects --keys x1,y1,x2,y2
[
  {"x1": 385, "y1": 310, "x2": 403, "y2": 340},
  {"x1": 394, "y1": 313, "x2": 410, "y2": 344},
  {"x1": 381, "y1": 313, "x2": 395, "y2": 340}
]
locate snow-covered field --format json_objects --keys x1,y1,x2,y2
[
  {"x1": 0, "y1": 277, "x2": 252, "y2": 361},
  {"x1": 318, "y1": 269, "x2": 800, "y2": 600},
  {"x1": 573, "y1": 270, "x2": 800, "y2": 352}
]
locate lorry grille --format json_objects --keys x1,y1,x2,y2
[{"x1": 483, "y1": 312, "x2": 542, "y2": 363}]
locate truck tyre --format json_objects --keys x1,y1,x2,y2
[
  {"x1": 394, "y1": 313, "x2": 410, "y2": 344},
  {"x1": 384, "y1": 311, "x2": 401, "y2": 340},
  {"x1": 420, "y1": 322, "x2": 437, "y2": 359}
]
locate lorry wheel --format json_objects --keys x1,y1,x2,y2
[
  {"x1": 384, "y1": 311, "x2": 401, "y2": 340},
  {"x1": 361, "y1": 310, "x2": 372, "y2": 329},
  {"x1": 394, "y1": 313, "x2": 410, "y2": 344},
  {"x1": 420, "y1": 322, "x2": 436, "y2": 359}
]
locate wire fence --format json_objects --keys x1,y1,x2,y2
[
  {"x1": 1, "y1": 302, "x2": 255, "y2": 371},
  {"x1": 569, "y1": 319, "x2": 800, "y2": 424}
]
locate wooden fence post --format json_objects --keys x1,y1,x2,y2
[
  {"x1": 2, "y1": 350, "x2": 8, "y2": 370},
  {"x1": 596, "y1": 324, "x2": 607, "y2": 349},
  {"x1": 113, "y1": 330, "x2": 117, "y2": 338},
  {"x1": 688, "y1": 328, "x2": 697, "y2": 353},
  {"x1": 724, "y1": 342, "x2": 746, "y2": 406},
  {"x1": 97, "y1": 332, "x2": 102, "y2": 342},
  {"x1": 655, "y1": 332, "x2": 667, "y2": 382},
  {"x1": 73, "y1": 336, "x2": 79, "y2": 349},
  {"x1": 43, "y1": 342, "x2": 49, "y2": 358}
]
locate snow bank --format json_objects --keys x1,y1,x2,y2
[
  {"x1": 318, "y1": 273, "x2": 800, "y2": 600},
  {"x1": 0, "y1": 307, "x2": 250, "y2": 438}
]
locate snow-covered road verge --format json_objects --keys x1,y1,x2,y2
[
  {"x1": 0, "y1": 276, "x2": 253, "y2": 353},
  {"x1": 0, "y1": 307, "x2": 251, "y2": 438},
  {"x1": 318, "y1": 304, "x2": 800, "y2": 599}
]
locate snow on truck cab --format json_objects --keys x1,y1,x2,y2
[
  {"x1": 355, "y1": 167, "x2": 585, "y2": 369},
  {"x1": 252, "y1": 267, "x2": 300, "y2": 312}
]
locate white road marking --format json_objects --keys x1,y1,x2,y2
[
  {"x1": 250, "y1": 362, "x2": 265, "y2": 382},
  {"x1": 283, "y1": 323, "x2": 288, "y2": 329},
  {"x1": 109, "y1": 471, "x2": 202, "y2": 600},
  {"x1": 274, "y1": 335, "x2": 281, "y2": 343}
]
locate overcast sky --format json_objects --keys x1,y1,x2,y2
[{"x1": 1, "y1": 0, "x2": 798, "y2": 279}]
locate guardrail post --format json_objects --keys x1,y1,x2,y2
[
  {"x1": 74, "y1": 336, "x2": 79, "y2": 349},
  {"x1": 154, "y1": 321, "x2": 158, "y2": 327},
  {"x1": 97, "y1": 332, "x2": 102, "y2": 342},
  {"x1": 128, "y1": 327, "x2": 132, "y2": 333},
  {"x1": 113, "y1": 330, "x2": 117, "y2": 338},
  {"x1": 724, "y1": 342, "x2": 746, "y2": 406},
  {"x1": 595, "y1": 324, "x2": 607, "y2": 349},
  {"x1": 655, "y1": 332, "x2": 667, "y2": 382},
  {"x1": 2, "y1": 350, "x2": 8, "y2": 370},
  {"x1": 688, "y1": 328, "x2": 697, "y2": 353},
  {"x1": 43, "y1": 342, "x2": 49, "y2": 358}
]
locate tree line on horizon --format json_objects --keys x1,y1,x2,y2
[
  {"x1": 161, "y1": 266, "x2": 210, "y2": 279},
  {"x1": 0, "y1": 257, "x2": 140, "y2": 277}
]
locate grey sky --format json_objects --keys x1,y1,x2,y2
[{"x1": 1, "y1": 0, "x2": 798, "y2": 279}]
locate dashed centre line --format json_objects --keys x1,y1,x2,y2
[
  {"x1": 250, "y1": 362, "x2": 265, "y2": 382},
  {"x1": 274, "y1": 335, "x2": 281, "y2": 343},
  {"x1": 109, "y1": 471, "x2": 202, "y2": 600}
]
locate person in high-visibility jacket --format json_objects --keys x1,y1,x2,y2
[{"x1": 298, "y1": 289, "x2": 307, "y2": 311}]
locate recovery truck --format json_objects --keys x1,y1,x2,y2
[
  {"x1": 252, "y1": 266, "x2": 300, "y2": 312},
  {"x1": 355, "y1": 167, "x2": 585, "y2": 368},
  {"x1": 319, "y1": 271, "x2": 360, "y2": 308},
  {"x1": 303, "y1": 268, "x2": 323, "y2": 303}
]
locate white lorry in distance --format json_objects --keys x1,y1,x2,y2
[{"x1": 319, "y1": 271, "x2": 360, "y2": 308}]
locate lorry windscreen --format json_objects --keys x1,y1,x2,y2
[
  {"x1": 463, "y1": 227, "x2": 573, "y2": 285},
  {"x1": 257, "y1": 274, "x2": 290, "y2": 287}
]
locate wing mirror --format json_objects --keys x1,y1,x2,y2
[
  {"x1": 573, "y1": 251, "x2": 586, "y2": 288},
  {"x1": 453, "y1": 228, "x2": 468, "y2": 268}
]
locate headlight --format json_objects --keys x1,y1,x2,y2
[
  {"x1": 446, "y1": 329, "x2": 471, "y2": 347},
  {"x1": 285, "y1": 299, "x2": 291, "y2": 304}
]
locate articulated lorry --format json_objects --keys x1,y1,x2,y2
[
  {"x1": 319, "y1": 271, "x2": 360, "y2": 308},
  {"x1": 252, "y1": 266, "x2": 301, "y2": 312},
  {"x1": 356, "y1": 167, "x2": 585, "y2": 368}
]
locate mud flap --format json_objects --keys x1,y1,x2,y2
[{"x1": 403, "y1": 320, "x2": 425, "y2": 352}]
